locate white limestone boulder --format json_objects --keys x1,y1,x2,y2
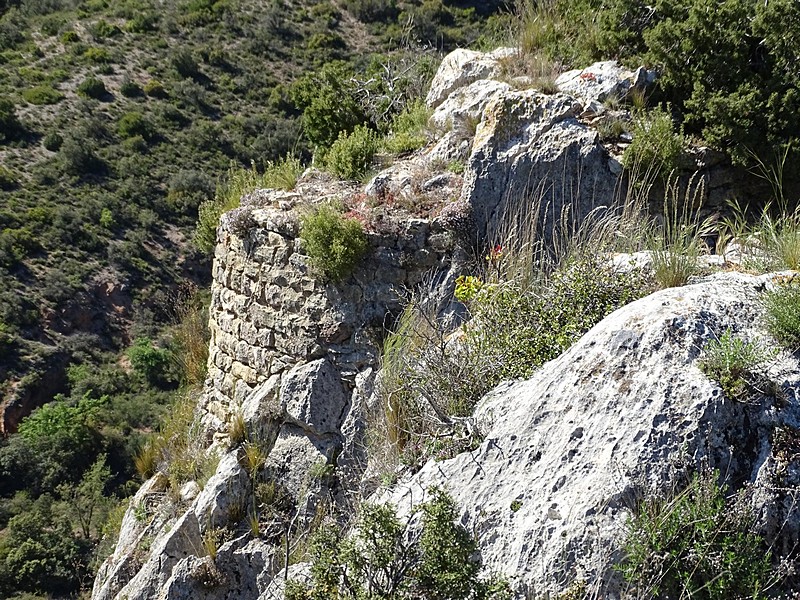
[
  {"x1": 386, "y1": 271, "x2": 800, "y2": 596},
  {"x1": 556, "y1": 60, "x2": 657, "y2": 106},
  {"x1": 193, "y1": 452, "x2": 249, "y2": 532},
  {"x1": 426, "y1": 47, "x2": 516, "y2": 109}
]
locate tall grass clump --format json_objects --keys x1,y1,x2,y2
[
  {"x1": 370, "y1": 190, "x2": 652, "y2": 473},
  {"x1": 646, "y1": 174, "x2": 713, "y2": 289},
  {"x1": 169, "y1": 289, "x2": 210, "y2": 388},
  {"x1": 262, "y1": 154, "x2": 304, "y2": 191},
  {"x1": 515, "y1": 0, "x2": 603, "y2": 68},
  {"x1": 698, "y1": 330, "x2": 774, "y2": 402},
  {"x1": 134, "y1": 393, "x2": 218, "y2": 488},
  {"x1": 746, "y1": 209, "x2": 800, "y2": 272}
]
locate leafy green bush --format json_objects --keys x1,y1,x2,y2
[
  {"x1": 117, "y1": 111, "x2": 155, "y2": 141},
  {"x1": 622, "y1": 106, "x2": 686, "y2": 179},
  {"x1": 643, "y1": 0, "x2": 800, "y2": 166},
  {"x1": 0, "y1": 495, "x2": 91, "y2": 597},
  {"x1": 382, "y1": 99, "x2": 430, "y2": 155},
  {"x1": 345, "y1": 0, "x2": 398, "y2": 22},
  {"x1": 119, "y1": 77, "x2": 141, "y2": 97},
  {"x1": 22, "y1": 85, "x2": 64, "y2": 105},
  {"x1": 292, "y1": 62, "x2": 369, "y2": 149},
  {"x1": 42, "y1": 131, "x2": 63, "y2": 151},
  {"x1": 90, "y1": 19, "x2": 121, "y2": 39},
  {"x1": 127, "y1": 337, "x2": 173, "y2": 387},
  {"x1": 60, "y1": 137, "x2": 103, "y2": 176},
  {"x1": 0, "y1": 98, "x2": 22, "y2": 143},
  {"x1": 764, "y1": 282, "x2": 800, "y2": 349},
  {"x1": 698, "y1": 330, "x2": 774, "y2": 401},
  {"x1": 468, "y1": 255, "x2": 648, "y2": 382},
  {"x1": 620, "y1": 471, "x2": 772, "y2": 600},
  {"x1": 171, "y1": 47, "x2": 199, "y2": 78},
  {"x1": 374, "y1": 252, "x2": 649, "y2": 473},
  {"x1": 77, "y1": 76, "x2": 108, "y2": 99},
  {"x1": 322, "y1": 125, "x2": 380, "y2": 180},
  {"x1": 143, "y1": 78, "x2": 166, "y2": 97},
  {"x1": 60, "y1": 30, "x2": 80, "y2": 43},
  {"x1": 83, "y1": 46, "x2": 112, "y2": 63},
  {"x1": 299, "y1": 203, "x2": 368, "y2": 281},
  {"x1": 0, "y1": 166, "x2": 18, "y2": 190},
  {"x1": 289, "y1": 488, "x2": 508, "y2": 600}
]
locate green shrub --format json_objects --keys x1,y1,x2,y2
[
  {"x1": 622, "y1": 106, "x2": 686, "y2": 179},
  {"x1": 142, "y1": 78, "x2": 166, "y2": 97},
  {"x1": 345, "y1": 0, "x2": 398, "y2": 22},
  {"x1": 644, "y1": 0, "x2": 800, "y2": 166},
  {"x1": 60, "y1": 137, "x2": 103, "y2": 175},
  {"x1": 299, "y1": 203, "x2": 368, "y2": 281},
  {"x1": 125, "y1": 12, "x2": 159, "y2": 32},
  {"x1": 0, "y1": 7, "x2": 27, "y2": 51},
  {"x1": 620, "y1": 470, "x2": 772, "y2": 600},
  {"x1": 60, "y1": 30, "x2": 80, "y2": 43},
  {"x1": 22, "y1": 85, "x2": 64, "y2": 105},
  {"x1": 127, "y1": 337, "x2": 173, "y2": 387},
  {"x1": 382, "y1": 99, "x2": 430, "y2": 155},
  {"x1": 0, "y1": 166, "x2": 18, "y2": 190},
  {"x1": 468, "y1": 254, "x2": 648, "y2": 382},
  {"x1": 171, "y1": 47, "x2": 199, "y2": 78},
  {"x1": 764, "y1": 282, "x2": 800, "y2": 350},
  {"x1": 119, "y1": 77, "x2": 141, "y2": 97},
  {"x1": 117, "y1": 112, "x2": 154, "y2": 141},
  {"x1": 291, "y1": 62, "x2": 369, "y2": 149},
  {"x1": 83, "y1": 46, "x2": 111, "y2": 63},
  {"x1": 373, "y1": 252, "x2": 649, "y2": 473},
  {"x1": 0, "y1": 98, "x2": 22, "y2": 143},
  {"x1": 77, "y1": 76, "x2": 107, "y2": 99},
  {"x1": 322, "y1": 125, "x2": 380, "y2": 180},
  {"x1": 698, "y1": 330, "x2": 774, "y2": 401},
  {"x1": 90, "y1": 19, "x2": 120, "y2": 40},
  {"x1": 42, "y1": 131, "x2": 63, "y2": 151},
  {"x1": 290, "y1": 488, "x2": 507, "y2": 600},
  {"x1": 262, "y1": 154, "x2": 303, "y2": 191}
]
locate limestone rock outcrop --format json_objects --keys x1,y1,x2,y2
[
  {"x1": 386, "y1": 271, "x2": 800, "y2": 595},
  {"x1": 426, "y1": 47, "x2": 516, "y2": 109},
  {"x1": 92, "y1": 47, "x2": 783, "y2": 600},
  {"x1": 555, "y1": 61, "x2": 657, "y2": 107},
  {"x1": 461, "y1": 89, "x2": 619, "y2": 241}
]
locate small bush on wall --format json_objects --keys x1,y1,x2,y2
[{"x1": 300, "y1": 203, "x2": 368, "y2": 281}]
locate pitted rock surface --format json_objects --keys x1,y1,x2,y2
[{"x1": 386, "y1": 272, "x2": 800, "y2": 595}]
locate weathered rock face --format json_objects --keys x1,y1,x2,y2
[
  {"x1": 555, "y1": 60, "x2": 656, "y2": 106},
  {"x1": 426, "y1": 47, "x2": 516, "y2": 109},
  {"x1": 461, "y1": 89, "x2": 619, "y2": 242},
  {"x1": 386, "y1": 271, "x2": 800, "y2": 595}
]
